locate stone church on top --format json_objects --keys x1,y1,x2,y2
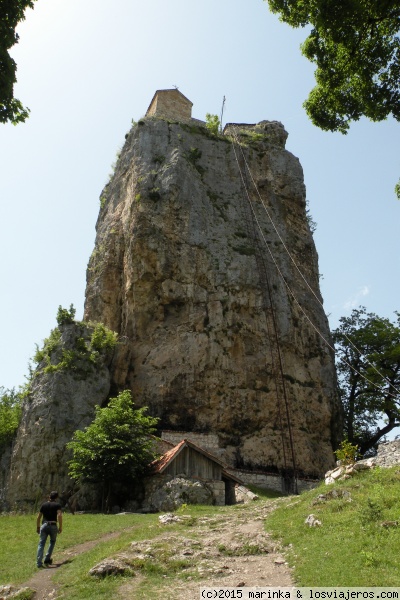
[{"x1": 146, "y1": 88, "x2": 194, "y2": 121}]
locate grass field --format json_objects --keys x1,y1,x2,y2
[
  {"x1": 266, "y1": 465, "x2": 400, "y2": 586},
  {"x1": 2, "y1": 469, "x2": 400, "y2": 597},
  {"x1": 0, "y1": 511, "x2": 160, "y2": 583}
]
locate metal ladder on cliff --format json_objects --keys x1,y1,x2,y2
[{"x1": 238, "y1": 154, "x2": 298, "y2": 494}]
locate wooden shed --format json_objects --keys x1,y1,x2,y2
[{"x1": 149, "y1": 439, "x2": 243, "y2": 505}]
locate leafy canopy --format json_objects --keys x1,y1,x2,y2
[
  {"x1": 67, "y1": 390, "x2": 158, "y2": 491},
  {"x1": 205, "y1": 113, "x2": 221, "y2": 136},
  {"x1": 0, "y1": 387, "x2": 22, "y2": 449},
  {"x1": 56, "y1": 304, "x2": 76, "y2": 326},
  {"x1": 266, "y1": 0, "x2": 400, "y2": 134},
  {"x1": 333, "y1": 307, "x2": 400, "y2": 455},
  {"x1": 1, "y1": 0, "x2": 36, "y2": 125},
  {"x1": 33, "y1": 305, "x2": 118, "y2": 376}
]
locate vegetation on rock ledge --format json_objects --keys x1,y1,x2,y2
[{"x1": 33, "y1": 305, "x2": 118, "y2": 378}]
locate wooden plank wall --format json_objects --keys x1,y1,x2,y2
[{"x1": 164, "y1": 447, "x2": 222, "y2": 480}]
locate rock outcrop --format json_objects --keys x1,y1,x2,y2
[
  {"x1": 2, "y1": 115, "x2": 342, "y2": 509},
  {"x1": 325, "y1": 439, "x2": 400, "y2": 485},
  {"x1": 84, "y1": 117, "x2": 341, "y2": 478},
  {"x1": 5, "y1": 322, "x2": 114, "y2": 508}
]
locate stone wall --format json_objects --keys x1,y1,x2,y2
[
  {"x1": 161, "y1": 431, "x2": 220, "y2": 451},
  {"x1": 208, "y1": 480, "x2": 225, "y2": 506},
  {"x1": 143, "y1": 473, "x2": 221, "y2": 511},
  {"x1": 146, "y1": 90, "x2": 192, "y2": 122},
  {"x1": 228, "y1": 468, "x2": 318, "y2": 494}
]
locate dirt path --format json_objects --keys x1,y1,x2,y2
[
  {"x1": 118, "y1": 499, "x2": 294, "y2": 599},
  {"x1": 15, "y1": 499, "x2": 293, "y2": 600},
  {"x1": 23, "y1": 531, "x2": 122, "y2": 600}
]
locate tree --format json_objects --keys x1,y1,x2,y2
[
  {"x1": 0, "y1": 387, "x2": 22, "y2": 449},
  {"x1": 205, "y1": 113, "x2": 221, "y2": 135},
  {"x1": 56, "y1": 304, "x2": 76, "y2": 326},
  {"x1": 332, "y1": 307, "x2": 400, "y2": 456},
  {"x1": 266, "y1": 0, "x2": 400, "y2": 134},
  {"x1": 1, "y1": 0, "x2": 36, "y2": 125},
  {"x1": 67, "y1": 390, "x2": 159, "y2": 511}
]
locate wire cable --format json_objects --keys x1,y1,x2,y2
[{"x1": 229, "y1": 125, "x2": 400, "y2": 400}]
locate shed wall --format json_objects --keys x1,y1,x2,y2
[{"x1": 163, "y1": 447, "x2": 222, "y2": 480}]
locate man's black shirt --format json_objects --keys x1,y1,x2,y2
[{"x1": 39, "y1": 501, "x2": 62, "y2": 522}]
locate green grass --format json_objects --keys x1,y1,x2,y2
[
  {"x1": 0, "y1": 511, "x2": 159, "y2": 584},
  {"x1": 53, "y1": 504, "x2": 236, "y2": 600},
  {"x1": 265, "y1": 465, "x2": 400, "y2": 586},
  {"x1": 5, "y1": 470, "x2": 400, "y2": 598},
  {"x1": 248, "y1": 485, "x2": 283, "y2": 499},
  {"x1": 53, "y1": 515, "x2": 164, "y2": 600}
]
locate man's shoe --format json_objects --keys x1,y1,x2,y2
[
  {"x1": 37, "y1": 564, "x2": 45, "y2": 568},
  {"x1": 44, "y1": 558, "x2": 52, "y2": 565}
]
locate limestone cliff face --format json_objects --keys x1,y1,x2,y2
[
  {"x1": 84, "y1": 117, "x2": 341, "y2": 477},
  {"x1": 5, "y1": 323, "x2": 112, "y2": 507}
]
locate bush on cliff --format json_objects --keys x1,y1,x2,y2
[
  {"x1": 33, "y1": 306, "x2": 118, "y2": 378},
  {"x1": 0, "y1": 387, "x2": 22, "y2": 449}
]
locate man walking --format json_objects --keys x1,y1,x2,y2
[{"x1": 36, "y1": 491, "x2": 63, "y2": 568}]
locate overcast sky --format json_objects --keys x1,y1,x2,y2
[{"x1": 1, "y1": 0, "x2": 399, "y2": 391}]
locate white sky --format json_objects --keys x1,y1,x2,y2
[{"x1": 1, "y1": 0, "x2": 399, "y2": 391}]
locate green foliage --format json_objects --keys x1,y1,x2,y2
[
  {"x1": 306, "y1": 199, "x2": 317, "y2": 233},
  {"x1": 205, "y1": 113, "x2": 220, "y2": 135},
  {"x1": 266, "y1": 0, "x2": 400, "y2": 134},
  {"x1": 148, "y1": 187, "x2": 161, "y2": 201},
  {"x1": 57, "y1": 304, "x2": 76, "y2": 326},
  {"x1": 266, "y1": 466, "x2": 400, "y2": 586},
  {"x1": 67, "y1": 390, "x2": 159, "y2": 510},
  {"x1": 358, "y1": 497, "x2": 383, "y2": 524},
  {"x1": 99, "y1": 193, "x2": 107, "y2": 209},
  {"x1": 33, "y1": 309, "x2": 117, "y2": 377},
  {"x1": 332, "y1": 307, "x2": 400, "y2": 455},
  {"x1": 33, "y1": 328, "x2": 61, "y2": 364},
  {"x1": 396, "y1": 179, "x2": 400, "y2": 200},
  {"x1": 187, "y1": 147, "x2": 202, "y2": 164},
  {"x1": 0, "y1": 0, "x2": 36, "y2": 124},
  {"x1": 89, "y1": 323, "x2": 118, "y2": 353},
  {"x1": 0, "y1": 387, "x2": 22, "y2": 448},
  {"x1": 334, "y1": 439, "x2": 359, "y2": 465},
  {"x1": 185, "y1": 147, "x2": 205, "y2": 176},
  {"x1": 245, "y1": 130, "x2": 265, "y2": 144}
]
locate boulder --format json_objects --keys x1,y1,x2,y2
[
  {"x1": 305, "y1": 514, "x2": 322, "y2": 527},
  {"x1": 89, "y1": 558, "x2": 134, "y2": 577},
  {"x1": 145, "y1": 476, "x2": 214, "y2": 512}
]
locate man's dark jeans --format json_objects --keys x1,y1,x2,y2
[{"x1": 37, "y1": 522, "x2": 58, "y2": 566}]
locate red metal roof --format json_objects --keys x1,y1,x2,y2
[{"x1": 150, "y1": 439, "x2": 225, "y2": 473}]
